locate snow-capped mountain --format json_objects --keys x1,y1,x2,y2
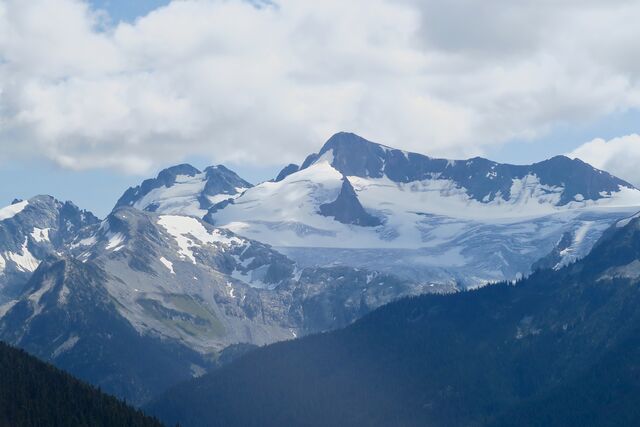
[
  {"x1": 0, "y1": 203, "x2": 425, "y2": 403},
  {"x1": 206, "y1": 132, "x2": 640, "y2": 287},
  {"x1": 2, "y1": 132, "x2": 640, "y2": 405},
  {"x1": 0, "y1": 196, "x2": 99, "y2": 304},
  {"x1": 147, "y1": 207, "x2": 640, "y2": 427},
  {"x1": 116, "y1": 164, "x2": 252, "y2": 217},
  {"x1": 0, "y1": 254, "x2": 213, "y2": 405}
]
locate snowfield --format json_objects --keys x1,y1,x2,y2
[{"x1": 209, "y1": 154, "x2": 640, "y2": 287}]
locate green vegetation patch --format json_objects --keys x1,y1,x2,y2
[{"x1": 137, "y1": 294, "x2": 225, "y2": 339}]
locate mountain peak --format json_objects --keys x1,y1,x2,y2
[
  {"x1": 319, "y1": 132, "x2": 382, "y2": 153},
  {"x1": 115, "y1": 163, "x2": 252, "y2": 217},
  {"x1": 160, "y1": 163, "x2": 201, "y2": 175},
  {"x1": 315, "y1": 132, "x2": 387, "y2": 178}
]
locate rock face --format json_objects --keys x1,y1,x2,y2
[
  {"x1": 274, "y1": 164, "x2": 299, "y2": 182},
  {"x1": 318, "y1": 177, "x2": 382, "y2": 227},
  {"x1": 146, "y1": 211, "x2": 640, "y2": 427}
]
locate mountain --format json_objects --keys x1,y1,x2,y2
[
  {"x1": 0, "y1": 205, "x2": 425, "y2": 404},
  {"x1": 206, "y1": 132, "x2": 640, "y2": 287},
  {"x1": 306, "y1": 132, "x2": 632, "y2": 205},
  {"x1": 0, "y1": 195, "x2": 99, "y2": 303},
  {"x1": 115, "y1": 164, "x2": 252, "y2": 217},
  {"x1": 0, "y1": 255, "x2": 213, "y2": 405},
  {"x1": 3, "y1": 133, "x2": 639, "y2": 411},
  {"x1": 146, "y1": 210, "x2": 640, "y2": 427},
  {"x1": 0, "y1": 341, "x2": 162, "y2": 427}
]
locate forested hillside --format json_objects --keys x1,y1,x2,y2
[{"x1": 0, "y1": 341, "x2": 163, "y2": 427}]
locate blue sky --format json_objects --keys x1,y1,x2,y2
[
  {"x1": 1, "y1": 0, "x2": 639, "y2": 217},
  {"x1": 88, "y1": 0, "x2": 170, "y2": 22}
]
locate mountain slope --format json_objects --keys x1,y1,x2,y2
[
  {"x1": 207, "y1": 132, "x2": 640, "y2": 287},
  {"x1": 0, "y1": 256, "x2": 213, "y2": 405},
  {"x1": 146, "y1": 211, "x2": 640, "y2": 427},
  {"x1": 0, "y1": 341, "x2": 162, "y2": 427}
]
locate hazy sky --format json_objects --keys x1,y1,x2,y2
[{"x1": 1, "y1": 0, "x2": 639, "y2": 217}]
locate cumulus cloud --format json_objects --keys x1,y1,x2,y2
[
  {"x1": 1, "y1": 0, "x2": 640, "y2": 173},
  {"x1": 569, "y1": 134, "x2": 640, "y2": 187}
]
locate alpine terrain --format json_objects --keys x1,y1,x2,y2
[
  {"x1": 147, "y1": 210, "x2": 640, "y2": 427},
  {"x1": 208, "y1": 133, "x2": 640, "y2": 287},
  {"x1": 1, "y1": 132, "x2": 639, "y2": 409}
]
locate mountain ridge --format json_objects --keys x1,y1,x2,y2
[
  {"x1": 115, "y1": 163, "x2": 252, "y2": 217},
  {"x1": 302, "y1": 132, "x2": 635, "y2": 205}
]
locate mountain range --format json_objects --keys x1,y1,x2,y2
[
  {"x1": 209, "y1": 132, "x2": 640, "y2": 286},
  {"x1": 146, "y1": 210, "x2": 640, "y2": 426},
  {"x1": 1, "y1": 132, "x2": 639, "y2": 408}
]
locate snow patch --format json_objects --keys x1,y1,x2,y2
[
  {"x1": 71, "y1": 235, "x2": 97, "y2": 249},
  {"x1": 616, "y1": 211, "x2": 640, "y2": 228},
  {"x1": 30, "y1": 227, "x2": 50, "y2": 243},
  {"x1": 52, "y1": 335, "x2": 79, "y2": 358},
  {"x1": 0, "y1": 300, "x2": 17, "y2": 318},
  {"x1": 190, "y1": 364, "x2": 206, "y2": 378},
  {"x1": 58, "y1": 284, "x2": 70, "y2": 305},
  {"x1": 159, "y1": 256, "x2": 175, "y2": 274},
  {"x1": 0, "y1": 200, "x2": 28, "y2": 221},
  {"x1": 5, "y1": 238, "x2": 40, "y2": 272},
  {"x1": 226, "y1": 282, "x2": 236, "y2": 298},
  {"x1": 28, "y1": 276, "x2": 55, "y2": 315},
  {"x1": 158, "y1": 215, "x2": 243, "y2": 264},
  {"x1": 105, "y1": 232, "x2": 126, "y2": 251}
]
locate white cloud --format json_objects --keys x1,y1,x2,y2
[
  {"x1": 569, "y1": 134, "x2": 640, "y2": 187},
  {"x1": 1, "y1": 0, "x2": 640, "y2": 174}
]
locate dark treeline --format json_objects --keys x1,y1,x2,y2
[{"x1": 0, "y1": 341, "x2": 164, "y2": 427}]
